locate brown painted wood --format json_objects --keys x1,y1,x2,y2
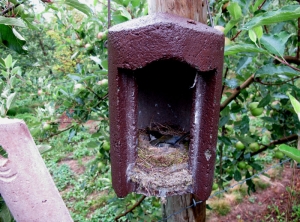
[{"x1": 147, "y1": 0, "x2": 207, "y2": 221}]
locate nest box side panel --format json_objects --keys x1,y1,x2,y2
[
  {"x1": 189, "y1": 70, "x2": 223, "y2": 200},
  {"x1": 108, "y1": 60, "x2": 138, "y2": 196}
]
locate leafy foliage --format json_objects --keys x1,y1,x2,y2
[{"x1": 214, "y1": 0, "x2": 300, "y2": 197}]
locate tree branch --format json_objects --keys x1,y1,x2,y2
[
  {"x1": 218, "y1": 126, "x2": 225, "y2": 188},
  {"x1": 254, "y1": 75, "x2": 300, "y2": 86},
  {"x1": 38, "y1": 125, "x2": 74, "y2": 142},
  {"x1": 38, "y1": 38, "x2": 48, "y2": 56},
  {"x1": 98, "y1": 0, "x2": 117, "y2": 11},
  {"x1": 1, "y1": 2, "x2": 23, "y2": 16},
  {"x1": 274, "y1": 56, "x2": 300, "y2": 66},
  {"x1": 220, "y1": 74, "x2": 255, "y2": 111},
  {"x1": 84, "y1": 83, "x2": 104, "y2": 101},
  {"x1": 273, "y1": 55, "x2": 300, "y2": 72},
  {"x1": 231, "y1": 30, "x2": 242, "y2": 41},
  {"x1": 296, "y1": 3, "x2": 300, "y2": 59},
  {"x1": 93, "y1": 93, "x2": 109, "y2": 108},
  {"x1": 221, "y1": 67, "x2": 229, "y2": 97},
  {"x1": 258, "y1": 0, "x2": 267, "y2": 10},
  {"x1": 251, "y1": 134, "x2": 298, "y2": 157},
  {"x1": 115, "y1": 195, "x2": 146, "y2": 221}
]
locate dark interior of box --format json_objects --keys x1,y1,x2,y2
[{"x1": 134, "y1": 59, "x2": 196, "y2": 131}]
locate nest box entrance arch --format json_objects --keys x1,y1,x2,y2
[{"x1": 108, "y1": 13, "x2": 224, "y2": 200}]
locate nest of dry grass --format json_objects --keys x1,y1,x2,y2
[{"x1": 128, "y1": 123, "x2": 193, "y2": 197}]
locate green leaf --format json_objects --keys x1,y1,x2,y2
[
  {"x1": 260, "y1": 32, "x2": 294, "y2": 56},
  {"x1": 231, "y1": 103, "x2": 242, "y2": 113},
  {"x1": 273, "y1": 93, "x2": 288, "y2": 99},
  {"x1": 0, "y1": 199, "x2": 14, "y2": 222},
  {"x1": 11, "y1": 66, "x2": 21, "y2": 75},
  {"x1": 119, "y1": 7, "x2": 132, "y2": 20},
  {"x1": 131, "y1": 0, "x2": 140, "y2": 7},
  {"x1": 248, "y1": 29, "x2": 257, "y2": 43},
  {"x1": 0, "y1": 105, "x2": 5, "y2": 116},
  {"x1": 234, "y1": 0, "x2": 251, "y2": 14},
  {"x1": 278, "y1": 144, "x2": 300, "y2": 163},
  {"x1": 0, "y1": 24, "x2": 27, "y2": 54},
  {"x1": 60, "y1": 89, "x2": 69, "y2": 96},
  {"x1": 225, "y1": 78, "x2": 239, "y2": 89},
  {"x1": 67, "y1": 74, "x2": 81, "y2": 81},
  {"x1": 90, "y1": 56, "x2": 101, "y2": 65},
  {"x1": 0, "y1": 58, "x2": 5, "y2": 68},
  {"x1": 224, "y1": 19, "x2": 240, "y2": 35},
  {"x1": 6, "y1": 92, "x2": 17, "y2": 110},
  {"x1": 234, "y1": 169, "x2": 242, "y2": 181},
  {"x1": 243, "y1": 5, "x2": 300, "y2": 30},
  {"x1": 87, "y1": 141, "x2": 99, "y2": 148},
  {"x1": 0, "y1": 16, "x2": 26, "y2": 27},
  {"x1": 9, "y1": 76, "x2": 17, "y2": 88},
  {"x1": 65, "y1": 0, "x2": 92, "y2": 16},
  {"x1": 253, "y1": 26, "x2": 263, "y2": 40},
  {"x1": 71, "y1": 51, "x2": 79, "y2": 60},
  {"x1": 227, "y1": 2, "x2": 242, "y2": 20},
  {"x1": 206, "y1": 204, "x2": 213, "y2": 210},
  {"x1": 101, "y1": 59, "x2": 108, "y2": 70},
  {"x1": 256, "y1": 64, "x2": 299, "y2": 77},
  {"x1": 249, "y1": 162, "x2": 262, "y2": 171},
  {"x1": 91, "y1": 132, "x2": 102, "y2": 138},
  {"x1": 261, "y1": 116, "x2": 276, "y2": 123},
  {"x1": 4, "y1": 55, "x2": 12, "y2": 69},
  {"x1": 68, "y1": 129, "x2": 76, "y2": 142},
  {"x1": 234, "y1": 116, "x2": 249, "y2": 134},
  {"x1": 112, "y1": 15, "x2": 129, "y2": 24},
  {"x1": 287, "y1": 92, "x2": 300, "y2": 121},
  {"x1": 258, "y1": 94, "x2": 271, "y2": 108},
  {"x1": 0, "y1": 146, "x2": 8, "y2": 158},
  {"x1": 1, "y1": 88, "x2": 9, "y2": 98},
  {"x1": 37, "y1": 144, "x2": 53, "y2": 154},
  {"x1": 236, "y1": 57, "x2": 252, "y2": 74},
  {"x1": 244, "y1": 152, "x2": 251, "y2": 161},
  {"x1": 219, "y1": 115, "x2": 229, "y2": 127},
  {"x1": 252, "y1": 0, "x2": 265, "y2": 12},
  {"x1": 218, "y1": 136, "x2": 232, "y2": 145},
  {"x1": 225, "y1": 44, "x2": 267, "y2": 56},
  {"x1": 245, "y1": 171, "x2": 256, "y2": 194}
]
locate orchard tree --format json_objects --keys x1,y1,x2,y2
[{"x1": 214, "y1": 0, "x2": 300, "y2": 193}]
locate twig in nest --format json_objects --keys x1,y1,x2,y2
[{"x1": 114, "y1": 195, "x2": 146, "y2": 221}]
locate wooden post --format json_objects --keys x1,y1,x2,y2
[
  {"x1": 147, "y1": 0, "x2": 208, "y2": 221},
  {"x1": 148, "y1": 0, "x2": 207, "y2": 23}
]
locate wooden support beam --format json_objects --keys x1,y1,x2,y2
[{"x1": 147, "y1": 0, "x2": 208, "y2": 221}]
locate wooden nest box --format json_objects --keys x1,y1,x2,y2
[{"x1": 108, "y1": 13, "x2": 224, "y2": 201}]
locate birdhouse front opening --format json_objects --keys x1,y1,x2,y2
[
  {"x1": 128, "y1": 59, "x2": 197, "y2": 197},
  {"x1": 108, "y1": 13, "x2": 224, "y2": 200}
]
